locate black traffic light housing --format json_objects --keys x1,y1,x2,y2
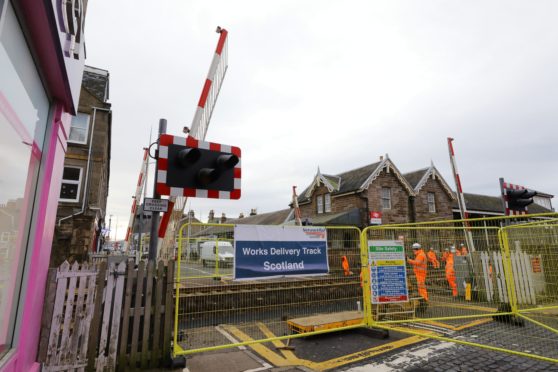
[
  {"x1": 168, "y1": 144, "x2": 238, "y2": 190},
  {"x1": 506, "y1": 189, "x2": 537, "y2": 209},
  {"x1": 156, "y1": 134, "x2": 241, "y2": 199}
]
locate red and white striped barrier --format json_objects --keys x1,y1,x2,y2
[
  {"x1": 124, "y1": 148, "x2": 149, "y2": 250},
  {"x1": 156, "y1": 27, "x2": 229, "y2": 259}
]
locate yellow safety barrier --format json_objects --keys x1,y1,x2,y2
[
  {"x1": 173, "y1": 214, "x2": 558, "y2": 364},
  {"x1": 364, "y1": 214, "x2": 558, "y2": 363},
  {"x1": 174, "y1": 224, "x2": 365, "y2": 356}
]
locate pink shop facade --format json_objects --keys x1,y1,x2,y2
[{"x1": 0, "y1": 0, "x2": 86, "y2": 370}]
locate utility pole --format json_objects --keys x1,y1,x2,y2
[{"x1": 148, "y1": 118, "x2": 167, "y2": 261}]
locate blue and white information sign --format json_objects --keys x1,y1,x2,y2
[
  {"x1": 234, "y1": 225, "x2": 329, "y2": 280},
  {"x1": 368, "y1": 240, "x2": 409, "y2": 304}
]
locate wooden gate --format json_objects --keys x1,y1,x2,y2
[{"x1": 39, "y1": 260, "x2": 174, "y2": 371}]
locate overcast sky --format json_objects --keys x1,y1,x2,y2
[{"x1": 84, "y1": 1, "x2": 558, "y2": 239}]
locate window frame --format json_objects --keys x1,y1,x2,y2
[
  {"x1": 427, "y1": 192, "x2": 436, "y2": 213},
  {"x1": 67, "y1": 112, "x2": 90, "y2": 145},
  {"x1": 316, "y1": 194, "x2": 324, "y2": 214},
  {"x1": 381, "y1": 187, "x2": 392, "y2": 210},
  {"x1": 59, "y1": 166, "x2": 83, "y2": 203},
  {"x1": 324, "y1": 193, "x2": 331, "y2": 213}
]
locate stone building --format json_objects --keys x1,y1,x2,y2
[
  {"x1": 293, "y1": 155, "x2": 553, "y2": 228},
  {"x1": 50, "y1": 66, "x2": 112, "y2": 266}
]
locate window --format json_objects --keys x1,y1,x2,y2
[
  {"x1": 60, "y1": 167, "x2": 83, "y2": 202},
  {"x1": 427, "y1": 192, "x2": 436, "y2": 213},
  {"x1": 316, "y1": 195, "x2": 323, "y2": 214},
  {"x1": 0, "y1": 1, "x2": 50, "y2": 356},
  {"x1": 68, "y1": 112, "x2": 90, "y2": 144},
  {"x1": 324, "y1": 193, "x2": 331, "y2": 213},
  {"x1": 381, "y1": 187, "x2": 391, "y2": 210}
]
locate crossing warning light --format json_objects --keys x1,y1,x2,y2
[
  {"x1": 500, "y1": 178, "x2": 536, "y2": 215},
  {"x1": 156, "y1": 134, "x2": 241, "y2": 199}
]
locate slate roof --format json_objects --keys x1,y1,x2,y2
[
  {"x1": 225, "y1": 209, "x2": 292, "y2": 225},
  {"x1": 82, "y1": 66, "x2": 110, "y2": 103},
  {"x1": 403, "y1": 168, "x2": 429, "y2": 189},
  {"x1": 299, "y1": 161, "x2": 382, "y2": 203},
  {"x1": 453, "y1": 193, "x2": 552, "y2": 214}
]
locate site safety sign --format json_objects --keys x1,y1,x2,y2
[
  {"x1": 234, "y1": 225, "x2": 329, "y2": 280},
  {"x1": 368, "y1": 240, "x2": 409, "y2": 304}
]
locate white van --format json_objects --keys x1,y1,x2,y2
[{"x1": 200, "y1": 241, "x2": 234, "y2": 267}]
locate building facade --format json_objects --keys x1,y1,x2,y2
[
  {"x1": 294, "y1": 156, "x2": 552, "y2": 228},
  {"x1": 0, "y1": 0, "x2": 88, "y2": 370},
  {"x1": 50, "y1": 66, "x2": 112, "y2": 267}
]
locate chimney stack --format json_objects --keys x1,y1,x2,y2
[
  {"x1": 220, "y1": 213, "x2": 227, "y2": 223},
  {"x1": 239, "y1": 212, "x2": 245, "y2": 219},
  {"x1": 250, "y1": 208, "x2": 257, "y2": 216},
  {"x1": 208, "y1": 209, "x2": 215, "y2": 223}
]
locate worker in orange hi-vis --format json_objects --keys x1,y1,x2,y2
[
  {"x1": 460, "y1": 243, "x2": 469, "y2": 256},
  {"x1": 407, "y1": 243, "x2": 428, "y2": 301},
  {"x1": 427, "y1": 247, "x2": 440, "y2": 269},
  {"x1": 446, "y1": 246, "x2": 458, "y2": 297},
  {"x1": 441, "y1": 248, "x2": 449, "y2": 265},
  {"x1": 341, "y1": 255, "x2": 353, "y2": 276}
]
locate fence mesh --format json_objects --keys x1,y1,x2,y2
[
  {"x1": 173, "y1": 215, "x2": 558, "y2": 363},
  {"x1": 174, "y1": 224, "x2": 364, "y2": 354}
]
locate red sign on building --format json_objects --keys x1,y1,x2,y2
[{"x1": 369, "y1": 211, "x2": 382, "y2": 225}]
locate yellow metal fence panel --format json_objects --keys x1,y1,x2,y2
[
  {"x1": 363, "y1": 214, "x2": 558, "y2": 363},
  {"x1": 174, "y1": 224, "x2": 365, "y2": 355}
]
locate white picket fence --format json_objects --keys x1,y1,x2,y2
[{"x1": 480, "y1": 248, "x2": 542, "y2": 305}]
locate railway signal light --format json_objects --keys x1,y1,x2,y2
[
  {"x1": 500, "y1": 178, "x2": 536, "y2": 215},
  {"x1": 506, "y1": 189, "x2": 537, "y2": 209},
  {"x1": 157, "y1": 134, "x2": 241, "y2": 199}
]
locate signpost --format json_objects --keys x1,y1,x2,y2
[
  {"x1": 143, "y1": 198, "x2": 169, "y2": 213},
  {"x1": 234, "y1": 225, "x2": 329, "y2": 280},
  {"x1": 368, "y1": 240, "x2": 409, "y2": 304}
]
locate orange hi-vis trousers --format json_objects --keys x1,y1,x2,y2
[{"x1": 446, "y1": 269, "x2": 458, "y2": 297}]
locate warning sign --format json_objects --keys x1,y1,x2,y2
[{"x1": 368, "y1": 240, "x2": 409, "y2": 304}]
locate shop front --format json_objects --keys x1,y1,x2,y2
[{"x1": 0, "y1": 0, "x2": 86, "y2": 370}]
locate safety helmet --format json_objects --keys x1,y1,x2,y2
[
  {"x1": 450, "y1": 246, "x2": 457, "y2": 253},
  {"x1": 460, "y1": 243, "x2": 465, "y2": 247},
  {"x1": 412, "y1": 243, "x2": 421, "y2": 250}
]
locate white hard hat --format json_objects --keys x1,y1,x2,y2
[
  {"x1": 412, "y1": 243, "x2": 421, "y2": 249},
  {"x1": 450, "y1": 246, "x2": 457, "y2": 253},
  {"x1": 460, "y1": 243, "x2": 465, "y2": 247}
]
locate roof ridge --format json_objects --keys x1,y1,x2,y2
[{"x1": 402, "y1": 166, "x2": 430, "y2": 175}]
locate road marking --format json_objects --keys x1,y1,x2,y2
[
  {"x1": 256, "y1": 322, "x2": 300, "y2": 362},
  {"x1": 222, "y1": 325, "x2": 299, "y2": 367},
  {"x1": 215, "y1": 326, "x2": 272, "y2": 368},
  {"x1": 343, "y1": 341, "x2": 456, "y2": 372},
  {"x1": 314, "y1": 335, "x2": 429, "y2": 371}
]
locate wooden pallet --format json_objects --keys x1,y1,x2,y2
[{"x1": 287, "y1": 310, "x2": 364, "y2": 333}]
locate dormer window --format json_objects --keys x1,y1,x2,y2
[
  {"x1": 317, "y1": 195, "x2": 324, "y2": 214},
  {"x1": 381, "y1": 187, "x2": 391, "y2": 210},
  {"x1": 427, "y1": 192, "x2": 436, "y2": 213},
  {"x1": 324, "y1": 193, "x2": 331, "y2": 213}
]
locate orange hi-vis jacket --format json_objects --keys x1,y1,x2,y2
[
  {"x1": 408, "y1": 250, "x2": 427, "y2": 281},
  {"x1": 427, "y1": 250, "x2": 440, "y2": 269},
  {"x1": 341, "y1": 256, "x2": 351, "y2": 276}
]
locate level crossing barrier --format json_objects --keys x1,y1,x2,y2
[{"x1": 174, "y1": 223, "x2": 365, "y2": 356}]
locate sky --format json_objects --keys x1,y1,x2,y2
[{"x1": 84, "y1": 1, "x2": 558, "y2": 240}]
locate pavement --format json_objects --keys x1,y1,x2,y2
[{"x1": 169, "y1": 326, "x2": 558, "y2": 372}]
